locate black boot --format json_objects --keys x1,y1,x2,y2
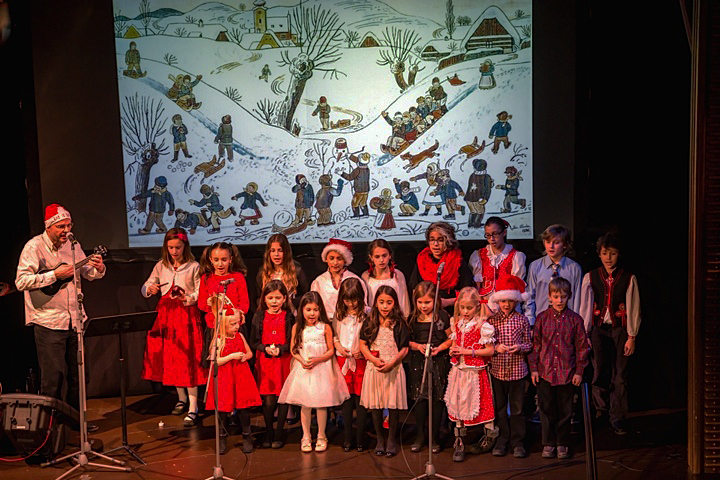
[
  {"x1": 219, "y1": 432, "x2": 228, "y2": 455},
  {"x1": 452, "y1": 425, "x2": 467, "y2": 462},
  {"x1": 467, "y1": 213, "x2": 476, "y2": 228},
  {"x1": 351, "y1": 207, "x2": 360, "y2": 218},
  {"x1": 242, "y1": 431, "x2": 255, "y2": 453},
  {"x1": 172, "y1": 150, "x2": 179, "y2": 163},
  {"x1": 361, "y1": 205, "x2": 369, "y2": 217}
]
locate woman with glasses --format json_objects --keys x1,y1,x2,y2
[
  {"x1": 409, "y1": 222, "x2": 473, "y2": 314},
  {"x1": 468, "y1": 217, "x2": 527, "y2": 316}
]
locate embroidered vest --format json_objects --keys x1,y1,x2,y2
[
  {"x1": 478, "y1": 248, "x2": 518, "y2": 297},
  {"x1": 589, "y1": 267, "x2": 632, "y2": 328}
]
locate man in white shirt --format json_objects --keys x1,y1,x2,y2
[{"x1": 15, "y1": 204, "x2": 105, "y2": 411}]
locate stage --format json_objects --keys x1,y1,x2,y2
[{"x1": 0, "y1": 394, "x2": 688, "y2": 479}]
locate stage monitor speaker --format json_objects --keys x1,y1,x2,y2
[{"x1": 0, "y1": 393, "x2": 79, "y2": 460}]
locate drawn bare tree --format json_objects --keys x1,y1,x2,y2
[
  {"x1": 277, "y1": 5, "x2": 345, "y2": 131},
  {"x1": 121, "y1": 94, "x2": 169, "y2": 211},
  {"x1": 304, "y1": 142, "x2": 333, "y2": 174},
  {"x1": 254, "y1": 99, "x2": 282, "y2": 126},
  {"x1": 139, "y1": 0, "x2": 152, "y2": 36},
  {"x1": 345, "y1": 30, "x2": 359, "y2": 48},
  {"x1": 114, "y1": 11, "x2": 127, "y2": 38},
  {"x1": 445, "y1": 0, "x2": 455, "y2": 39},
  {"x1": 376, "y1": 26, "x2": 421, "y2": 92}
]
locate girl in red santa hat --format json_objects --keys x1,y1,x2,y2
[{"x1": 310, "y1": 238, "x2": 368, "y2": 319}]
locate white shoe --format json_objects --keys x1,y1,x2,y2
[
  {"x1": 301, "y1": 437, "x2": 312, "y2": 453},
  {"x1": 315, "y1": 436, "x2": 328, "y2": 452}
]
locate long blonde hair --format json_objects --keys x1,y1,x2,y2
[
  {"x1": 260, "y1": 234, "x2": 299, "y2": 295},
  {"x1": 215, "y1": 307, "x2": 244, "y2": 356},
  {"x1": 453, "y1": 287, "x2": 482, "y2": 331}
]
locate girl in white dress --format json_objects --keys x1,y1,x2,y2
[
  {"x1": 359, "y1": 285, "x2": 409, "y2": 457},
  {"x1": 279, "y1": 291, "x2": 349, "y2": 452},
  {"x1": 361, "y1": 239, "x2": 411, "y2": 318}
]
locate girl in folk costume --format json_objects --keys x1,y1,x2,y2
[
  {"x1": 407, "y1": 281, "x2": 452, "y2": 454},
  {"x1": 371, "y1": 188, "x2": 396, "y2": 230},
  {"x1": 198, "y1": 242, "x2": 250, "y2": 372},
  {"x1": 205, "y1": 306, "x2": 261, "y2": 455},
  {"x1": 409, "y1": 222, "x2": 473, "y2": 312},
  {"x1": 141, "y1": 228, "x2": 207, "y2": 424},
  {"x1": 359, "y1": 286, "x2": 410, "y2": 457},
  {"x1": 255, "y1": 233, "x2": 309, "y2": 312},
  {"x1": 310, "y1": 238, "x2": 368, "y2": 319},
  {"x1": 445, "y1": 287, "x2": 498, "y2": 462},
  {"x1": 468, "y1": 216, "x2": 528, "y2": 316},
  {"x1": 361, "y1": 239, "x2": 411, "y2": 318},
  {"x1": 249, "y1": 280, "x2": 294, "y2": 449},
  {"x1": 333, "y1": 278, "x2": 371, "y2": 451},
  {"x1": 279, "y1": 292, "x2": 350, "y2": 452}
]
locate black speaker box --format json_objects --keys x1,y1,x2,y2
[{"x1": 0, "y1": 393, "x2": 79, "y2": 460}]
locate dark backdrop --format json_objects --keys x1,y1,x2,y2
[{"x1": 0, "y1": 0, "x2": 689, "y2": 412}]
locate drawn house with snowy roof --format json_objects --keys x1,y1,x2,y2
[
  {"x1": 462, "y1": 6, "x2": 521, "y2": 56},
  {"x1": 358, "y1": 31, "x2": 381, "y2": 48}
]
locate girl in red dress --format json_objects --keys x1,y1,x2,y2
[
  {"x1": 249, "y1": 280, "x2": 294, "y2": 449},
  {"x1": 206, "y1": 307, "x2": 261, "y2": 455},
  {"x1": 445, "y1": 287, "x2": 498, "y2": 462},
  {"x1": 141, "y1": 228, "x2": 206, "y2": 424},
  {"x1": 332, "y1": 277, "x2": 370, "y2": 451}
]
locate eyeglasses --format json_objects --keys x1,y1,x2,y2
[
  {"x1": 53, "y1": 223, "x2": 73, "y2": 231},
  {"x1": 428, "y1": 237, "x2": 445, "y2": 245},
  {"x1": 484, "y1": 232, "x2": 504, "y2": 239}
]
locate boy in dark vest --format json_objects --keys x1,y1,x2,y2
[{"x1": 579, "y1": 233, "x2": 641, "y2": 435}]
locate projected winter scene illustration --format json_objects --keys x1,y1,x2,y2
[{"x1": 114, "y1": 0, "x2": 533, "y2": 246}]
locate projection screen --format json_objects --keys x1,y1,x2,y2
[{"x1": 112, "y1": 0, "x2": 533, "y2": 246}]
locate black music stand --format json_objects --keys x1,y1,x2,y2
[{"x1": 85, "y1": 311, "x2": 157, "y2": 465}]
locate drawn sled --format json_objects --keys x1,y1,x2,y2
[
  {"x1": 458, "y1": 137, "x2": 487, "y2": 159},
  {"x1": 123, "y1": 70, "x2": 147, "y2": 79},
  {"x1": 194, "y1": 155, "x2": 225, "y2": 178},
  {"x1": 447, "y1": 73, "x2": 466, "y2": 86}
]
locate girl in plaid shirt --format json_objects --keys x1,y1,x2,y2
[{"x1": 487, "y1": 275, "x2": 532, "y2": 458}]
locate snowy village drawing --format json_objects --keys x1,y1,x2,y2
[{"x1": 113, "y1": 0, "x2": 533, "y2": 246}]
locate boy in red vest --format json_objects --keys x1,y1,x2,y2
[{"x1": 579, "y1": 233, "x2": 641, "y2": 436}]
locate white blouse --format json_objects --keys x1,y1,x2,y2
[
  {"x1": 142, "y1": 261, "x2": 201, "y2": 306},
  {"x1": 310, "y1": 270, "x2": 368, "y2": 319},
  {"x1": 361, "y1": 270, "x2": 411, "y2": 318}
]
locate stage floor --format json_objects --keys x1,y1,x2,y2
[{"x1": 0, "y1": 394, "x2": 689, "y2": 479}]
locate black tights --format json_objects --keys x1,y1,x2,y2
[
  {"x1": 415, "y1": 398, "x2": 443, "y2": 443},
  {"x1": 371, "y1": 409, "x2": 399, "y2": 448},
  {"x1": 218, "y1": 409, "x2": 251, "y2": 435},
  {"x1": 262, "y1": 395, "x2": 289, "y2": 439},
  {"x1": 341, "y1": 394, "x2": 367, "y2": 445}
]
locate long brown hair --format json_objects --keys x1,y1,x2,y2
[
  {"x1": 259, "y1": 280, "x2": 291, "y2": 312},
  {"x1": 161, "y1": 228, "x2": 194, "y2": 267},
  {"x1": 408, "y1": 281, "x2": 437, "y2": 330},
  {"x1": 260, "y1": 234, "x2": 299, "y2": 294},
  {"x1": 361, "y1": 285, "x2": 404, "y2": 345},
  {"x1": 199, "y1": 242, "x2": 248, "y2": 277},
  {"x1": 334, "y1": 277, "x2": 368, "y2": 322},
  {"x1": 366, "y1": 238, "x2": 397, "y2": 279},
  {"x1": 292, "y1": 291, "x2": 330, "y2": 354}
]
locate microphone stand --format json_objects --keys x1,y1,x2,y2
[
  {"x1": 413, "y1": 263, "x2": 453, "y2": 480},
  {"x1": 43, "y1": 235, "x2": 132, "y2": 478},
  {"x1": 204, "y1": 282, "x2": 233, "y2": 480}
]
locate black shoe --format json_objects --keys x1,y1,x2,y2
[
  {"x1": 343, "y1": 442, "x2": 352, "y2": 452},
  {"x1": 513, "y1": 446, "x2": 528, "y2": 458},
  {"x1": 611, "y1": 421, "x2": 628, "y2": 436},
  {"x1": 452, "y1": 437, "x2": 465, "y2": 462},
  {"x1": 183, "y1": 411, "x2": 199, "y2": 427},
  {"x1": 86, "y1": 423, "x2": 99, "y2": 433},
  {"x1": 492, "y1": 445, "x2": 507, "y2": 457},
  {"x1": 374, "y1": 438, "x2": 385, "y2": 456},
  {"x1": 356, "y1": 444, "x2": 365, "y2": 452},
  {"x1": 219, "y1": 434, "x2": 228, "y2": 455},
  {"x1": 271, "y1": 440, "x2": 284, "y2": 449},
  {"x1": 431, "y1": 441, "x2": 442, "y2": 454},
  {"x1": 172, "y1": 401, "x2": 188, "y2": 415},
  {"x1": 411, "y1": 435, "x2": 424, "y2": 452},
  {"x1": 385, "y1": 441, "x2": 397, "y2": 457},
  {"x1": 262, "y1": 432, "x2": 272, "y2": 449}
]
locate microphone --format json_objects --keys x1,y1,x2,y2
[
  {"x1": 67, "y1": 233, "x2": 78, "y2": 245},
  {"x1": 219, "y1": 278, "x2": 236, "y2": 286},
  {"x1": 436, "y1": 261, "x2": 446, "y2": 278}
]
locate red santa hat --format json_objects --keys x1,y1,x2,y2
[
  {"x1": 321, "y1": 238, "x2": 353, "y2": 265},
  {"x1": 487, "y1": 275, "x2": 531, "y2": 312},
  {"x1": 44, "y1": 204, "x2": 72, "y2": 229}
]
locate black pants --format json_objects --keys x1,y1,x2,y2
[
  {"x1": 591, "y1": 326, "x2": 629, "y2": 423},
  {"x1": 34, "y1": 325, "x2": 79, "y2": 410},
  {"x1": 491, "y1": 374, "x2": 526, "y2": 449},
  {"x1": 537, "y1": 379, "x2": 574, "y2": 447}
]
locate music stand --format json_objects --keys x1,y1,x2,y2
[{"x1": 84, "y1": 311, "x2": 157, "y2": 465}]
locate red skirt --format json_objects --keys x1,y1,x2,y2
[
  {"x1": 448, "y1": 368, "x2": 495, "y2": 427},
  {"x1": 380, "y1": 213, "x2": 396, "y2": 230},
  {"x1": 206, "y1": 343, "x2": 262, "y2": 412},
  {"x1": 337, "y1": 356, "x2": 367, "y2": 396},
  {"x1": 141, "y1": 295, "x2": 207, "y2": 387},
  {"x1": 255, "y1": 353, "x2": 292, "y2": 396}
]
